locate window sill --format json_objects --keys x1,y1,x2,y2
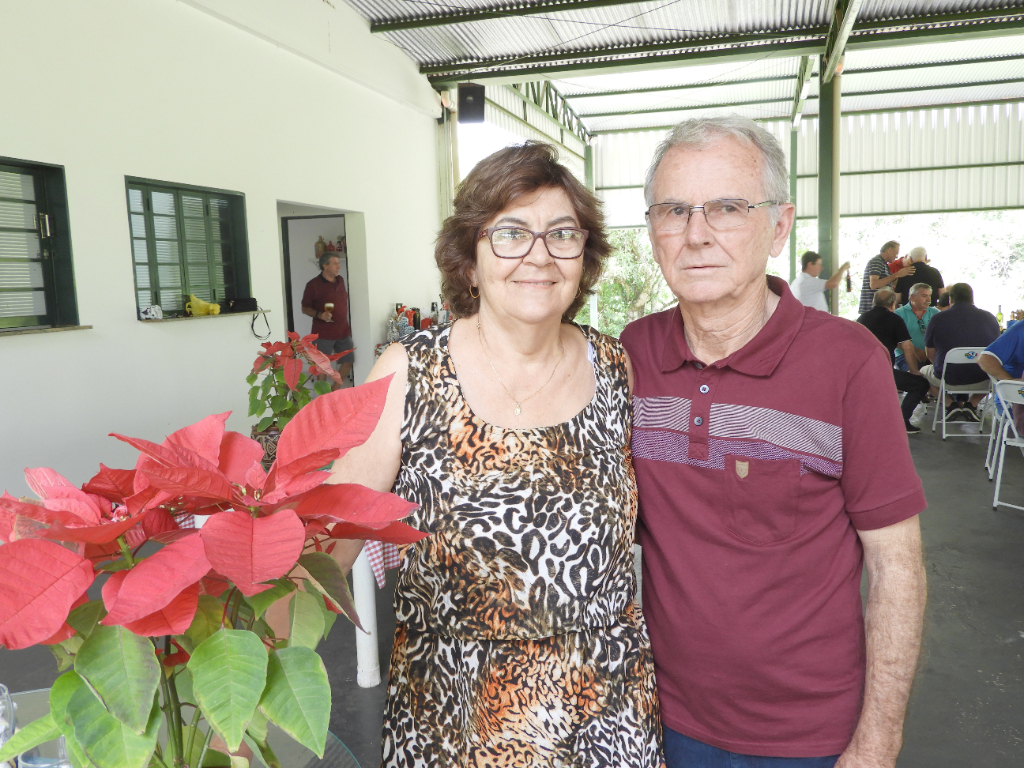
[
  {"x1": 140, "y1": 310, "x2": 270, "y2": 323},
  {"x1": 0, "y1": 324, "x2": 94, "y2": 338}
]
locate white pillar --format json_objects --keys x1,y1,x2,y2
[{"x1": 352, "y1": 550, "x2": 380, "y2": 687}]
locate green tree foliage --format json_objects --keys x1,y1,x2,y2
[{"x1": 576, "y1": 229, "x2": 676, "y2": 337}]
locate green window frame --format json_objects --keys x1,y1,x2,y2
[
  {"x1": 0, "y1": 159, "x2": 78, "y2": 330},
  {"x1": 126, "y1": 180, "x2": 250, "y2": 317}
]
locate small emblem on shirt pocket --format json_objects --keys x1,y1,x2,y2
[{"x1": 723, "y1": 455, "x2": 800, "y2": 545}]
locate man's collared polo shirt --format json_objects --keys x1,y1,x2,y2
[
  {"x1": 301, "y1": 273, "x2": 351, "y2": 340},
  {"x1": 894, "y1": 303, "x2": 938, "y2": 359},
  {"x1": 923, "y1": 302, "x2": 1000, "y2": 385},
  {"x1": 984, "y1": 320, "x2": 1024, "y2": 378},
  {"x1": 621, "y1": 276, "x2": 926, "y2": 758}
]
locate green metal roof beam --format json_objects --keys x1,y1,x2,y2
[
  {"x1": 421, "y1": 30, "x2": 828, "y2": 76},
  {"x1": 563, "y1": 75, "x2": 797, "y2": 100},
  {"x1": 823, "y1": 0, "x2": 864, "y2": 83},
  {"x1": 372, "y1": 0, "x2": 644, "y2": 33},
  {"x1": 579, "y1": 77, "x2": 1024, "y2": 119},
  {"x1": 845, "y1": 15, "x2": 1024, "y2": 49},
  {"x1": 424, "y1": 12, "x2": 1024, "y2": 83},
  {"x1": 505, "y1": 82, "x2": 590, "y2": 142},
  {"x1": 589, "y1": 97, "x2": 1024, "y2": 134},
  {"x1": 791, "y1": 55, "x2": 815, "y2": 126},
  {"x1": 426, "y1": 38, "x2": 824, "y2": 84}
]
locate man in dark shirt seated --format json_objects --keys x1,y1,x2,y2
[
  {"x1": 858, "y1": 288, "x2": 930, "y2": 434},
  {"x1": 922, "y1": 282, "x2": 1001, "y2": 422}
]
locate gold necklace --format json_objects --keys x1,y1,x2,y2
[{"x1": 476, "y1": 319, "x2": 565, "y2": 417}]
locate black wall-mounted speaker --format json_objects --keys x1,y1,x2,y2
[{"x1": 458, "y1": 83, "x2": 486, "y2": 123}]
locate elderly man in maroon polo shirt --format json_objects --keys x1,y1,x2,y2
[
  {"x1": 302, "y1": 252, "x2": 354, "y2": 386},
  {"x1": 620, "y1": 116, "x2": 927, "y2": 768}
]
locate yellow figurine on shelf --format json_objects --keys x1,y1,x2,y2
[{"x1": 186, "y1": 294, "x2": 220, "y2": 316}]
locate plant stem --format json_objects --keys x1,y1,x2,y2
[
  {"x1": 183, "y1": 705, "x2": 203, "y2": 767},
  {"x1": 228, "y1": 589, "x2": 244, "y2": 629},
  {"x1": 166, "y1": 642, "x2": 185, "y2": 760},
  {"x1": 117, "y1": 536, "x2": 136, "y2": 568},
  {"x1": 158, "y1": 671, "x2": 179, "y2": 765},
  {"x1": 151, "y1": 749, "x2": 172, "y2": 768},
  {"x1": 196, "y1": 727, "x2": 215, "y2": 768}
]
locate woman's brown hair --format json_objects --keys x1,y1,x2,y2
[{"x1": 436, "y1": 141, "x2": 611, "y2": 322}]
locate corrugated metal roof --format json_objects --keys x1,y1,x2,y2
[{"x1": 344, "y1": 0, "x2": 1024, "y2": 137}]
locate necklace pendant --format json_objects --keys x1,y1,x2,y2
[{"x1": 514, "y1": 404, "x2": 522, "y2": 416}]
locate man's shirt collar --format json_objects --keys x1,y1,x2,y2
[{"x1": 660, "y1": 276, "x2": 803, "y2": 377}]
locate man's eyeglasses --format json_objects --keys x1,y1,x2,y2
[
  {"x1": 479, "y1": 227, "x2": 589, "y2": 259},
  {"x1": 645, "y1": 199, "x2": 779, "y2": 233}
]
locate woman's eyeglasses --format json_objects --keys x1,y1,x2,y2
[{"x1": 479, "y1": 227, "x2": 588, "y2": 259}]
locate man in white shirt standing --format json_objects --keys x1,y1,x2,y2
[{"x1": 790, "y1": 250, "x2": 850, "y2": 312}]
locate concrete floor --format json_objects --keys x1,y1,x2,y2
[{"x1": 2, "y1": 416, "x2": 1022, "y2": 767}]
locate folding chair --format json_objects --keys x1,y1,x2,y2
[
  {"x1": 991, "y1": 380, "x2": 1024, "y2": 512},
  {"x1": 985, "y1": 375, "x2": 1009, "y2": 479},
  {"x1": 930, "y1": 347, "x2": 992, "y2": 439}
]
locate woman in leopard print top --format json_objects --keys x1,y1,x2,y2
[{"x1": 331, "y1": 142, "x2": 662, "y2": 767}]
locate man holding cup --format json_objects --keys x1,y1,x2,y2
[{"x1": 301, "y1": 252, "x2": 354, "y2": 386}]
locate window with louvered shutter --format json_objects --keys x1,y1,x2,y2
[
  {"x1": 0, "y1": 160, "x2": 77, "y2": 331},
  {"x1": 126, "y1": 181, "x2": 249, "y2": 318}
]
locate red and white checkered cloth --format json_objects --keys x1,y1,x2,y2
[{"x1": 363, "y1": 540, "x2": 402, "y2": 588}]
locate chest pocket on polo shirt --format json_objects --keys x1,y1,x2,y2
[{"x1": 723, "y1": 455, "x2": 800, "y2": 545}]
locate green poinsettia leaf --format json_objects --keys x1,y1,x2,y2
[
  {"x1": 47, "y1": 672, "x2": 95, "y2": 768},
  {"x1": 287, "y1": 590, "x2": 324, "y2": 650},
  {"x1": 258, "y1": 646, "x2": 329, "y2": 758},
  {"x1": 188, "y1": 629, "x2": 268, "y2": 753},
  {"x1": 186, "y1": 595, "x2": 227, "y2": 649},
  {"x1": 74, "y1": 625, "x2": 160, "y2": 735},
  {"x1": 246, "y1": 373, "x2": 258, "y2": 386},
  {"x1": 313, "y1": 381, "x2": 332, "y2": 396},
  {"x1": 67, "y1": 685, "x2": 159, "y2": 768},
  {"x1": 0, "y1": 713, "x2": 61, "y2": 764},
  {"x1": 244, "y1": 579, "x2": 296, "y2": 620},
  {"x1": 256, "y1": 416, "x2": 276, "y2": 433},
  {"x1": 67, "y1": 600, "x2": 106, "y2": 638}
]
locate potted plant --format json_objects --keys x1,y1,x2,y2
[
  {"x1": 0, "y1": 378, "x2": 424, "y2": 768},
  {"x1": 248, "y1": 333, "x2": 349, "y2": 467}
]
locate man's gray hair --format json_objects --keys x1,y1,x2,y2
[
  {"x1": 644, "y1": 116, "x2": 790, "y2": 222},
  {"x1": 908, "y1": 246, "x2": 928, "y2": 263},
  {"x1": 318, "y1": 252, "x2": 339, "y2": 270},
  {"x1": 909, "y1": 282, "x2": 932, "y2": 297},
  {"x1": 873, "y1": 287, "x2": 898, "y2": 309}
]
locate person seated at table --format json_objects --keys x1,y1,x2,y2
[
  {"x1": 936, "y1": 292, "x2": 950, "y2": 310},
  {"x1": 979, "y1": 319, "x2": 1024, "y2": 435},
  {"x1": 857, "y1": 288, "x2": 930, "y2": 434},
  {"x1": 326, "y1": 142, "x2": 662, "y2": 768},
  {"x1": 789, "y1": 250, "x2": 849, "y2": 311},
  {"x1": 894, "y1": 283, "x2": 938, "y2": 378},
  {"x1": 922, "y1": 282, "x2": 1000, "y2": 423}
]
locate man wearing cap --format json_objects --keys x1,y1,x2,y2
[{"x1": 621, "y1": 116, "x2": 927, "y2": 768}]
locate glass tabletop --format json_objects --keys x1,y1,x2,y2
[{"x1": 8, "y1": 689, "x2": 360, "y2": 768}]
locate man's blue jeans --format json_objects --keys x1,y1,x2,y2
[{"x1": 663, "y1": 726, "x2": 840, "y2": 768}]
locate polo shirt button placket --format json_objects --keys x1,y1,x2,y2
[{"x1": 688, "y1": 364, "x2": 713, "y2": 462}]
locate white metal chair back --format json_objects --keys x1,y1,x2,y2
[
  {"x1": 930, "y1": 346, "x2": 992, "y2": 439},
  {"x1": 985, "y1": 374, "x2": 1009, "y2": 478},
  {"x1": 991, "y1": 379, "x2": 1024, "y2": 513}
]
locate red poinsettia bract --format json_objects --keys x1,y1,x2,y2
[{"x1": 0, "y1": 375, "x2": 424, "y2": 650}]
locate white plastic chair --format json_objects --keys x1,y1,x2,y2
[
  {"x1": 991, "y1": 380, "x2": 1024, "y2": 512},
  {"x1": 930, "y1": 347, "x2": 992, "y2": 439}
]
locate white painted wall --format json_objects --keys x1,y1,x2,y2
[{"x1": 0, "y1": 0, "x2": 442, "y2": 496}]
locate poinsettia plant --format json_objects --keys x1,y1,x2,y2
[
  {"x1": 0, "y1": 377, "x2": 425, "y2": 768},
  {"x1": 249, "y1": 332, "x2": 350, "y2": 434}
]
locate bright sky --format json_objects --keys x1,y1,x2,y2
[{"x1": 457, "y1": 122, "x2": 522, "y2": 182}]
